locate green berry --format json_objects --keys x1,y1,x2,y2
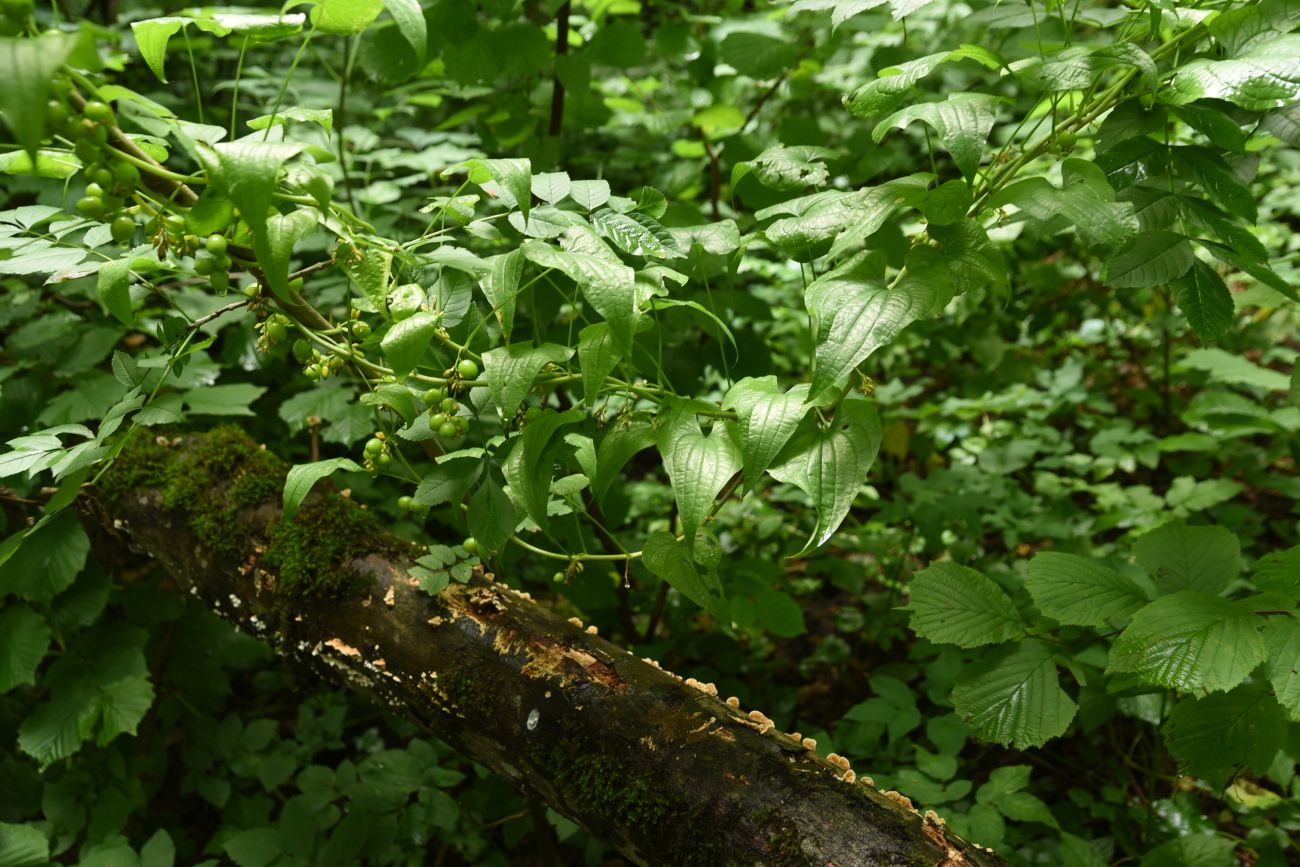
[
  {"x1": 194, "y1": 256, "x2": 215, "y2": 276},
  {"x1": 89, "y1": 166, "x2": 114, "y2": 188},
  {"x1": 438, "y1": 420, "x2": 458, "y2": 438},
  {"x1": 552, "y1": 572, "x2": 565, "y2": 583},
  {"x1": 462, "y1": 537, "x2": 479, "y2": 554},
  {"x1": 423, "y1": 388, "x2": 445, "y2": 405},
  {"x1": 210, "y1": 271, "x2": 229, "y2": 294},
  {"x1": 351, "y1": 320, "x2": 371, "y2": 338},
  {"x1": 266, "y1": 321, "x2": 287, "y2": 343},
  {"x1": 440, "y1": 397, "x2": 458, "y2": 413},
  {"x1": 82, "y1": 100, "x2": 113, "y2": 124},
  {"x1": 429, "y1": 411, "x2": 449, "y2": 428},
  {"x1": 110, "y1": 215, "x2": 135, "y2": 244},
  {"x1": 46, "y1": 100, "x2": 69, "y2": 127},
  {"x1": 50, "y1": 77, "x2": 71, "y2": 99},
  {"x1": 364, "y1": 437, "x2": 384, "y2": 457},
  {"x1": 84, "y1": 182, "x2": 104, "y2": 198},
  {"x1": 75, "y1": 196, "x2": 105, "y2": 219},
  {"x1": 456, "y1": 358, "x2": 478, "y2": 379},
  {"x1": 112, "y1": 161, "x2": 140, "y2": 188},
  {"x1": 205, "y1": 234, "x2": 228, "y2": 255},
  {"x1": 375, "y1": 453, "x2": 392, "y2": 468},
  {"x1": 293, "y1": 339, "x2": 312, "y2": 363},
  {"x1": 397, "y1": 495, "x2": 413, "y2": 511}
]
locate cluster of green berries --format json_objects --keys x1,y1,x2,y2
[
  {"x1": 424, "y1": 385, "x2": 468, "y2": 440},
  {"x1": 348, "y1": 307, "x2": 372, "y2": 339},
  {"x1": 362, "y1": 433, "x2": 393, "y2": 471},
  {"x1": 194, "y1": 234, "x2": 234, "y2": 293},
  {"x1": 394, "y1": 494, "x2": 430, "y2": 519}
]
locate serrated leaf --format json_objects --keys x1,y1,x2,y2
[
  {"x1": 1108, "y1": 592, "x2": 1265, "y2": 693},
  {"x1": 0, "y1": 822, "x2": 50, "y2": 867},
  {"x1": 1164, "y1": 477, "x2": 1243, "y2": 513},
  {"x1": 1163, "y1": 685, "x2": 1288, "y2": 785},
  {"x1": 670, "y1": 220, "x2": 743, "y2": 255},
  {"x1": 413, "y1": 458, "x2": 481, "y2": 508},
  {"x1": 873, "y1": 94, "x2": 998, "y2": 180},
  {"x1": 521, "y1": 241, "x2": 638, "y2": 351},
  {"x1": 1025, "y1": 552, "x2": 1149, "y2": 627},
  {"x1": 247, "y1": 107, "x2": 334, "y2": 135},
  {"x1": 905, "y1": 561, "x2": 1024, "y2": 647},
  {"x1": 658, "y1": 405, "x2": 742, "y2": 552},
  {"x1": 0, "y1": 510, "x2": 89, "y2": 603},
  {"x1": 591, "y1": 207, "x2": 681, "y2": 258},
  {"x1": 283, "y1": 458, "x2": 361, "y2": 521},
  {"x1": 1107, "y1": 230, "x2": 1195, "y2": 288},
  {"x1": 952, "y1": 640, "x2": 1076, "y2": 748},
  {"x1": 1254, "y1": 545, "x2": 1300, "y2": 594},
  {"x1": 1174, "y1": 260, "x2": 1235, "y2": 344},
  {"x1": 722, "y1": 377, "x2": 812, "y2": 490},
  {"x1": 503, "y1": 409, "x2": 583, "y2": 531},
  {"x1": 1263, "y1": 618, "x2": 1300, "y2": 720},
  {"x1": 592, "y1": 422, "x2": 656, "y2": 505},
  {"x1": 577, "y1": 323, "x2": 621, "y2": 406},
  {"x1": 736, "y1": 145, "x2": 836, "y2": 190},
  {"x1": 379, "y1": 311, "x2": 439, "y2": 379},
  {"x1": 1133, "y1": 520, "x2": 1241, "y2": 595},
  {"x1": 482, "y1": 343, "x2": 572, "y2": 421},
  {"x1": 204, "y1": 141, "x2": 303, "y2": 300},
  {"x1": 768, "y1": 398, "x2": 881, "y2": 555},
  {"x1": 0, "y1": 605, "x2": 51, "y2": 693},
  {"x1": 641, "y1": 530, "x2": 728, "y2": 621},
  {"x1": 182, "y1": 383, "x2": 267, "y2": 416},
  {"x1": 468, "y1": 476, "x2": 514, "y2": 559},
  {"x1": 360, "y1": 383, "x2": 417, "y2": 424}
]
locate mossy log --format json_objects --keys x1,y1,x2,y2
[{"x1": 83, "y1": 428, "x2": 1006, "y2": 867}]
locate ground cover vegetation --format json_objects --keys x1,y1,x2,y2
[{"x1": 1, "y1": 0, "x2": 1299, "y2": 863}]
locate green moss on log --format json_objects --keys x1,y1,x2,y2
[{"x1": 96, "y1": 426, "x2": 383, "y2": 598}]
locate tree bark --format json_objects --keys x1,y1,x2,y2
[{"x1": 82, "y1": 428, "x2": 1004, "y2": 867}]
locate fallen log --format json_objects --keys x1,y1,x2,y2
[{"x1": 82, "y1": 427, "x2": 1005, "y2": 867}]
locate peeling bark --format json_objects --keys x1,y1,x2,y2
[{"x1": 82, "y1": 430, "x2": 1005, "y2": 867}]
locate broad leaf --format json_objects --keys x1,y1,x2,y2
[
  {"x1": 1263, "y1": 618, "x2": 1300, "y2": 720},
  {"x1": 0, "y1": 32, "x2": 78, "y2": 159},
  {"x1": 1174, "y1": 260, "x2": 1235, "y2": 344},
  {"x1": 380, "y1": 0, "x2": 426, "y2": 63},
  {"x1": 283, "y1": 458, "x2": 362, "y2": 521},
  {"x1": 1163, "y1": 685, "x2": 1288, "y2": 785},
  {"x1": 1108, "y1": 592, "x2": 1266, "y2": 693},
  {"x1": 641, "y1": 531, "x2": 728, "y2": 621},
  {"x1": 658, "y1": 405, "x2": 742, "y2": 552},
  {"x1": 1166, "y1": 35, "x2": 1300, "y2": 111},
  {"x1": 0, "y1": 605, "x2": 51, "y2": 693},
  {"x1": 450, "y1": 158, "x2": 531, "y2": 219},
  {"x1": 951, "y1": 640, "x2": 1076, "y2": 748},
  {"x1": 844, "y1": 45, "x2": 1003, "y2": 118},
  {"x1": 503, "y1": 409, "x2": 583, "y2": 531},
  {"x1": 577, "y1": 323, "x2": 621, "y2": 406},
  {"x1": 591, "y1": 207, "x2": 681, "y2": 258},
  {"x1": 1133, "y1": 520, "x2": 1241, "y2": 595},
  {"x1": 311, "y1": 0, "x2": 384, "y2": 35},
  {"x1": 0, "y1": 510, "x2": 89, "y2": 603},
  {"x1": 592, "y1": 422, "x2": 656, "y2": 505},
  {"x1": 468, "y1": 476, "x2": 515, "y2": 559},
  {"x1": 413, "y1": 458, "x2": 481, "y2": 508},
  {"x1": 767, "y1": 397, "x2": 881, "y2": 555},
  {"x1": 481, "y1": 343, "x2": 572, "y2": 421},
  {"x1": 97, "y1": 258, "x2": 135, "y2": 326},
  {"x1": 904, "y1": 561, "x2": 1024, "y2": 647},
  {"x1": 379, "y1": 311, "x2": 439, "y2": 379},
  {"x1": 1025, "y1": 552, "x2": 1148, "y2": 627},
  {"x1": 873, "y1": 94, "x2": 998, "y2": 179},
  {"x1": 722, "y1": 377, "x2": 811, "y2": 490},
  {"x1": 522, "y1": 241, "x2": 638, "y2": 351}
]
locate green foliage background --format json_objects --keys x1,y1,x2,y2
[{"x1": 1, "y1": 0, "x2": 1299, "y2": 864}]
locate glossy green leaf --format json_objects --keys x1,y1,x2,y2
[
  {"x1": 0, "y1": 605, "x2": 51, "y2": 693},
  {"x1": 521, "y1": 241, "x2": 637, "y2": 351},
  {"x1": 413, "y1": 458, "x2": 481, "y2": 508},
  {"x1": 904, "y1": 561, "x2": 1024, "y2": 648},
  {"x1": 478, "y1": 250, "x2": 522, "y2": 340},
  {"x1": 990, "y1": 169, "x2": 1137, "y2": 249},
  {"x1": 204, "y1": 141, "x2": 302, "y2": 300},
  {"x1": 951, "y1": 640, "x2": 1076, "y2": 748},
  {"x1": 450, "y1": 157, "x2": 531, "y2": 219},
  {"x1": 577, "y1": 323, "x2": 621, "y2": 406},
  {"x1": 735, "y1": 145, "x2": 836, "y2": 190},
  {"x1": 380, "y1": 0, "x2": 426, "y2": 64},
  {"x1": 843, "y1": 45, "x2": 1002, "y2": 118},
  {"x1": 131, "y1": 18, "x2": 186, "y2": 82},
  {"x1": 641, "y1": 530, "x2": 728, "y2": 621},
  {"x1": 592, "y1": 422, "x2": 656, "y2": 505},
  {"x1": 591, "y1": 207, "x2": 681, "y2": 258},
  {"x1": 481, "y1": 343, "x2": 573, "y2": 421},
  {"x1": 1163, "y1": 685, "x2": 1288, "y2": 785},
  {"x1": 1106, "y1": 231, "x2": 1195, "y2": 288},
  {"x1": 722, "y1": 377, "x2": 812, "y2": 490},
  {"x1": 0, "y1": 822, "x2": 50, "y2": 867},
  {"x1": 1263, "y1": 618, "x2": 1300, "y2": 720},
  {"x1": 283, "y1": 458, "x2": 362, "y2": 521},
  {"x1": 874, "y1": 94, "x2": 998, "y2": 179},
  {"x1": 1174, "y1": 260, "x2": 1235, "y2": 344},
  {"x1": 1133, "y1": 520, "x2": 1241, "y2": 595},
  {"x1": 1108, "y1": 592, "x2": 1265, "y2": 693},
  {"x1": 96, "y1": 258, "x2": 134, "y2": 326},
  {"x1": 503, "y1": 409, "x2": 583, "y2": 531},
  {"x1": 568, "y1": 179, "x2": 611, "y2": 211},
  {"x1": 0, "y1": 148, "x2": 82, "y2": 179},
  {"x1": 311, "y1": 0, "x2": 384, "y2": 35},
  {"x1": 468, "y1": 476, "x2": 515, "y2": 559},
  {"x1": 768, "y1": 397, "x2": 881, "y2": 555},
  {"x1": 379, "y1": 311, "x2": 439, "y2": 379},
  {"x1": 1025, "y1": 553, "x2": 1149, "y2": 627},
  {"x1": 658, "y1": 405, "x2": 742, "y2": 552},
  {"x1": 1166, "y1": 35, "x2": 1300, "y2": 111}
]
